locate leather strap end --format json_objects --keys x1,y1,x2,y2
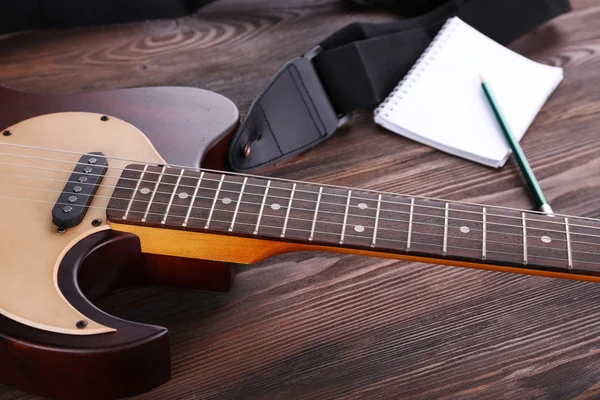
[{"x1": 227, "y1": 48, "x2": 351, "y2": 172}]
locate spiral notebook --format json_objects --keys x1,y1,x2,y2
[{"x1": 374, "y1": 17, "x2": 564, "y2": 167}]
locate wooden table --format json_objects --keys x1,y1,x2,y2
[{"x1": 1, "y1": 1, "x2": 599, "y2": 398}]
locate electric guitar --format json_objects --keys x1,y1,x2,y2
[{"x1": 1, "y1": 85, "x2": 599, "y2": 400}]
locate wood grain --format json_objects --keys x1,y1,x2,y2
[{"x1": 1, "y1": 0, "x2": 600, "y2": 399}]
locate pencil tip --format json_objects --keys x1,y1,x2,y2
[{"x1": 479, "y1": 74, "x2": 485, "y2": 83}]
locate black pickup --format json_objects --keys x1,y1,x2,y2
[{"x1": 52, "y1": 152, "x2": 108, "y2": 229}]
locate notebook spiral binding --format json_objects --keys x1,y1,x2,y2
[{"x1": 374, "y1": 17, "x2": 459, "y2": 119}]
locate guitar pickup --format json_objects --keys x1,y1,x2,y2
[{"x1": 52, "y1": 152, "x2": 108, "y2": 229}]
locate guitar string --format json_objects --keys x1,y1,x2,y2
[
  {"x1": 7, "y1": 150, "x2": 539, "y2": 224},
  {"x1": 2, "y1": 160, "x2": 577, "y2": 238},
  {"x1": 1, "y1": 142, "x2": 598, "y2": 225},
  {"x1": 0, "y1": 148, "x2": 596, "y2": 233},
  {"x1": 1, "y1": 157, "x2": 599, "y2": 240},
  {"x1": 1, "y1": 168, "x2": 588, "y2": 243},
  {"x1": 0, "y1": 192, "x2": 595, "y2": 267},
  {"x1": 0, "y1": 149, "x2": 573, "y2": 226},
  {"x1": 0, "y1": 163, "x2": 600, "y2": 244},
  {"x1": 1, "y1": 185, "x2": 598, "y2": 258},
  {"x1": 4, "y1": 160, "x2": 559, "y2": 231},
  {"x1": 3, "y1": 173, "x2": 600, "y2": 247},
  {"x1": 1, "y1": 164, "x2": 600, "y2": 245}
]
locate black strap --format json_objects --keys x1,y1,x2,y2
[
  {"x1": 227, "y1": 0, "x2": 570, "y2": 172},
  {"x1": 0, "y1": 1, "x2": 216, "y2": 33}
]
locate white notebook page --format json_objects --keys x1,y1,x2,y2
[{"x1": 375, "y1": 17, "x2": 563, "y2": 167}]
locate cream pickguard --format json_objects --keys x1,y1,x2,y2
[{"x1": 0, "y1": 113, "x2": 164, "y2": 335}]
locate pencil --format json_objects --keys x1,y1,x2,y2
[{"x1": 480, "y1": 75, "x2": 554, "y2": 216}]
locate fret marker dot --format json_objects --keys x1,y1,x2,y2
[
  {"x1": 541, "y1": 235, "x2": 552, "y2": 243},
  {"x1": 460, "y1": 226, "x2": 470, "y2": 234},
  {"x1": 140, "y1": 188, "x2": 150, "y2": 195},
  {"x1": 222, "y1": 197, "x2": 232, "y2": 205},
  {"x1": 354, "y1": 225, "x2": 365, "y2": 233},
  {"x1": 358, "y1": 203, "x2": 368, "y2": 210},
  {"x1": 178, "y1": 192, "x2": 189, "y2": 200},
  {"x1": 271, "y1": 203, "x2": 281, "y2": 211}
]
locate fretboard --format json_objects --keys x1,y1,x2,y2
[{"x1": 106, "y1": 165, "x2": 600, "y2": 277}]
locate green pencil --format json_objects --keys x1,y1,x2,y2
[{"x1": 480, "y1": 75, "x2": 554, "y2": 216}]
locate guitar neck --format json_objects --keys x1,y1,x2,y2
[{"x1": 106, "y1": 165, "x2": 600, "y2": 280}]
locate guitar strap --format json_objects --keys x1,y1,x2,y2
[{"x1": 227, "y1": 0, "x2": 571, "y2": 172}]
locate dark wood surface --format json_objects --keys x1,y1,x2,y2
[{"x1": 1, "y1": 0, "x2": 600, "y2": 399}]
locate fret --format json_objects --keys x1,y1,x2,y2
[
  {"x1": 371, "y1": 195, "x2": 411, "y2": 252},
  {"x1": 409, "y1": 198, "x2": 446, "y2": 255},
  {"x1": 309, "y1": 187, "x2": 323, "y2": 242},
  {"x1": 254, "y1": 180, "x2": 271, "y2": 235},
  {"x1": 339, "y1": 190, "x2": 352, "y2": 245},
  {"x1": 160, "y1": 169, "x2": 201, "y2": 228},
  {"x1": 143, "y1": 166, "x2": 185, "y2": 225},
  {"x1": 254, "y1": 180, "x2": 293, "y2": 238},
  {"x1": 228, "y1": 177, "x2": 269, "y2": 235},
  {"x1": 183, "y1": 171, "x2": 204, "y2": 227},
  {"x1": 564, "y1": 218, "x2": 600, "y2": 272},
  {"x1": 522, "y1": 212, "x2": 528, "y2": 265},
  {"x1": 312, "y1": 187, "x2": 351, "y2": 245},
  {"x1": 104, "y1": 164, "x2": 146, "y2": 221},
  {"x1": 407, "y1": 198, "x2": 414, "y2": 252},
  {"x1": 485, "y1": 208, "x2": 524, "y2": 265},
  {"x1": 565, "y1": 217, "x2": 573, "y2": 270},
  {"x1": 372, "y1": 194, "x2": 382, "y2": 248},
  {"x1": 205, "y1": 174, "x2": 224, "y2": 229},
  {"x1": 482, "y1": 207, "x2": 487, "y2": 260},
  {"x1": 184, "y1": 170, "x2": 221, "y2": 229},
  {"x1": 117, "y1": 165, "x2": 163, "y2": 222},
  {"x1": 341, "y1": 191, "x2": 379, "y2": 249},
  {"x1": 281, "y1": 183, "x2": 296, "y2": 238},
  {"x1": 442, "y1": 203, "x2": 449, "y2": 256},
  {"x1": 525, "y1": 213, "x2": 569, "y2": 270},
  {"x1": 141, "y1": 165, "x2": 166, "y2": 223},
  {"x1": 228, "y1": 177, "x2": 248, "y2": 232},
  {"x1": 285, "y1": 183, "x2": 321, "y2": 242},
  {"x1": 161, "y1": 169, "x2": 185, "y2": 224},
  {"x1": 162, "y1": 168, "x2": 198, "y2": 227},
  {"x1": 446, "y1": 202, "x2": 484, "y2": 260},
  {"x1": 206, "y1": 174, "x2": 248, "y2": 233},
  {"x1": 123, "y1": 165, "x2": 147, "y2": 220}
]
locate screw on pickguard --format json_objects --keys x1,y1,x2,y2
[{"x1": 51, "y1": 152, "x2": 108, "y2": 229}]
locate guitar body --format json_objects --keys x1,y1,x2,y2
[
  {"x1": 0, "y1": 87, "x2": 239, "y2": 399},
  {"x1": 3, "y1": 86, "x2": 598, "y2": 400},
  {"x1": 0, "y1": 85, "x2": 238, "y2": 170}
]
